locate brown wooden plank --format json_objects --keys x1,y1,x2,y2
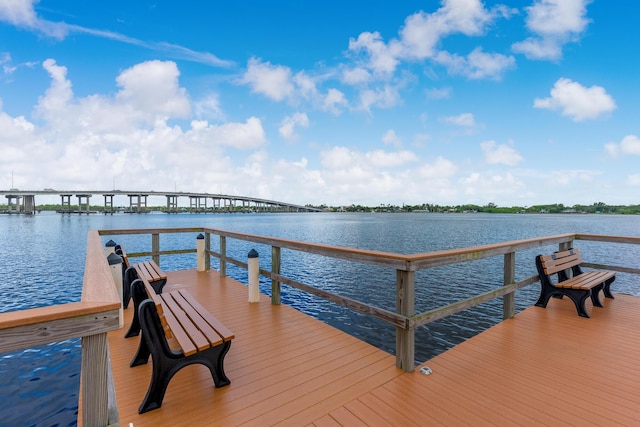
[
  {"x1": 161, "y1": 293, "x2": 209, "y2": 353},
  {"x1": 99, "y1": 269, "x2": 640, "y2": 427},
  {"x1": 168, "y1": 290, "x2": 224, "y2": 347},
  {"x1": 146, "y1": 260, "x2": 167, "y2": 281},
  {"x1": 175, "y1": 289, "x2": 235, "y2": 341}
]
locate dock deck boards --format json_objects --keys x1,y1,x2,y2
[{"x1": 105, "y1": 269, "x2": 640, "y2": 426}]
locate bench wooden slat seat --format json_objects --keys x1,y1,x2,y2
[
  {"x1": 129, "y1": 278, "x2": 234, "y2": 414},
  {"x1": 124, "y1": 260, "x2": 168, "y2": 337},
  {"x1": 535, "y1": 248, "x2": 616, "y2": 318},
  {"x1": 134, "y1": 260, "x2": 168, "y2": 294}
]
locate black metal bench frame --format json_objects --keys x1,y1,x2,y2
[
  {"x1": 129, "y1": 279, "x2": 232, "y2": 414},
  {"x1": 535, "y1": 248, "x2": 615, "y2": 318}
]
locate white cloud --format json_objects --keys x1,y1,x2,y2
[
  {"x1": 425, "y1": 87, "x2": 452, "y2": 100},
  {"x1": 237, "y1": 58, "x2": 295, "y2": 102},
  {"x1": 399, "y1": 0, "x2": 510, "y2": 60},
  {"x1": 0, "y1": 0, "x2": 39, "y2": 27},
  {"x1": 434, "y1": 47, "x2": 515, "y2": 80},
  {"x1": 321, "y1": 88, "x2": 348, "y2": 114},
  {"x1": 460, "y1": 171, "x2": 525, "y2": 199},
  {"x1": 366, "y1": 149, "x2": 418, "y2": 168},
  {"x1": 382, "y1": 129, "x2": 403, "y2": 148},
  {"x1": 279, "y1": 112, "x2": 309, "y2": 141},
  {"x1": 357, "y1": 85, "x2": 401, "y2": 112},
  {"x1": 605, "y1": 135, "x2": 640, "y2": 158},
  {"x1": 348, "y1": 0, "x2": 515, "y2": 78},
  {"x1": 115, "y1": 60, "x2": 191, "y2": 120},
  {"x1": 481, "y1": 140, "x2": 523, "y2": 166},
  {"x1": 341, "y1": 67, "x2": 371, "y2": 85},
  {"x1": 441, "y1": 112, "x2": 476, "y2": 127},
  {"x1": 512, "y1": 0, "x2": 591, "y2": 60},
  {"x1": 534, "y1": 78, "x2": 616, "y2": 121}
]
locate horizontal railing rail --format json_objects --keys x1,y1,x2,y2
[
  {"x1": 98, "y1": 227, "x2": 640, "y2": 372},
  {"x1": 0, "y1": 230, "x2": 122, "y2": 427}
]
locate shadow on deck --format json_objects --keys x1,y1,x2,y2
[{"x1": 106, "y1": 269, "x2": 640, "y2": 426}]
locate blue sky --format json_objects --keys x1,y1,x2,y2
[{"x1": 0, "y1": 0, "x2": 638, "y2": 207}]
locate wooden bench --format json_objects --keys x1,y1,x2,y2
[
  {"x1": 122, "y1": 260, "x2": 167, "y2": 311},
  {"x1": 129, "y1": 276, "x2": 234, "y2": 413},
  {"x1": 124, "y1": 261, "x2": 167, "y2": 338},
  {"x1": 535, "y1": 248, "x2": 616, "y2": 317}
]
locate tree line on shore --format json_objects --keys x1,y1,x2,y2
[{"x1": 308, "y1": 202, "x2": 640, "y2": 214}]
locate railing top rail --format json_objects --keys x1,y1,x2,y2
[{"x1": 99, "y1": 228, "x2": 588, "y2": 270}]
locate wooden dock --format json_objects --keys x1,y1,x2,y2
[{"x1": 103, "y1": 269, "x2": 640, "y2": 426}]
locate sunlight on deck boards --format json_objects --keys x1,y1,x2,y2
[
  {"x1": 98, "y1": 269, "x2": 640, "y2": 426},
  {"x1": 321, "y1": 292, "x2": 640, "y2": 427}
]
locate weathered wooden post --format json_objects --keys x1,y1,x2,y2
[
  {"x1": 107, "y1": 252, "x2": 124, "y2": 328},
  {"x1": 220, "y1": 236, "x2": 227, "y2": 277},
  {"x1": 152, "y1": 233, "x2": 160, "y2": 266},
  {"x1": 271, "y1": 246, "x2": 281, "y2": 305},
  {"x1": 248, "y1": 249, "x2": 260, "y2": 302},
  {"x1": 396, "y1": 269, "x2": 415, "y2": 372},
  {"x1": 503, "y1": 252, "x2": 515, "y2": 319},
  {"x1": 196, "y1": 233, "x2": 206, "y2": 271}
]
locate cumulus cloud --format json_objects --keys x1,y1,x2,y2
[
  {"x1": 279, "y1": 112, "x2": 309, "y2": 141},
  {"x1": 512, "y1": 0, "x2": 591, "y2": 60},
  {"x1": 481, "y1": 140, "x2": 523, "y2": 166},
  {"x1": 238, "y1": 58, "x2": 295, "y2": 102},
  {"x1": 434, "y1": 47, "x2": 515, "y2": 80},
  {"x1": 347, "y1": 0, "x2": 515, "y2": 77},
  {"x1": 116, "y1": 60, "x2": 191, "y2": 119},
  {"x1": 604, "y1": 135, "x2": 640, "y2": 158},
  {"x1": 533, "y1": 78, "x2": 616, "y2": 121}
]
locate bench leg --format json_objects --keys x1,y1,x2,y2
[
  {"x1": 125, "y1": 279, "x2": 146, "y2": 338},
  {"x1": 562, "y1": 289, "x2": 591, "y2": 318},
  {"x1": 150, "y1": 278, "x2": 167, "y2": 294},
  {"x1": 122, "y1": 267, "x2": 138, "y2": 309},
  {"x1": 603, "y1": 277, "x2": 615, "y2": 299},
  {"x1": 137, "y1": 300, "x2": 232, "y2": 414},
  {"x1": 590, "y1": 284, "x2": 604, "y2": 308}
]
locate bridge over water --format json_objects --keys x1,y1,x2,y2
[{"x1": 0, "y1": 190, "x2": 322, "y2": 214}]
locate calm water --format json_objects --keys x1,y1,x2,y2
[{"x1": 1, "y1": 212, "x2": 639, "y2": 426}]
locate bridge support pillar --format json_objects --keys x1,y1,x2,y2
[
  {"x1": 77, "y1": 195, "x2": 91, "y2": 214},
  {"x1": 166, "y1": 195, "x2": 179, "y2": 213},
  {"x1": 103, "y1": 194, "x2": 115, "y2": 214},
  {"x1": 60, "y1": 195, "x2": 72, "y2": 213}
]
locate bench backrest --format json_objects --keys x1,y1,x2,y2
[{"x1": 537, "y1": 248, "x2": 583, "y2": 276}]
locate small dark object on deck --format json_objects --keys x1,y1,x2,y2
[{"x1": 535, "y1": 248, "x2": 615, "y2": 318}]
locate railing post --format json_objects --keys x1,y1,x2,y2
[
  {"x1": 559, "y1": 239, "x2": 573, "y2": 251},
  {"x1": 81, "y1": 333, "x2": 111, "y2": 427},
  {"x1": 152, "y1": 233, "x2": 160, "y2": 266},
  {"x1": 396, "y1": 269, "x2": 415, "y2": 372},
  {"x1": 503, "y1": 251, "x2": 515, "y2": 320},
  {"x1": 272, "y1": 246, "x2": 281, "y2": 305},
  {"x1": 107, "y1": 253, "x2": 124, "y2": 328},
  {"x1": 104, "y1": 239, "x2": 116, "y2": 255},
  {"x1": 205, "y1": 232, "x2": 211, "y2": 271},
  {"x1": 196, "y1": 233, "x2": 206, "y2": 271},
  {"x1": 220, "y1": 236, "x2": 227, "y2": 277},
  {"x1": 248, "y1": 249, "x2": 260, "y2": 302}
]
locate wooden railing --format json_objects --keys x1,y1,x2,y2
[
  {"x1": 98, "y1": 228, "x2": 640, "y2": 372},
  {"x1": 1, "y1": 228, "x2": 639, "y2": 426},
  {"x1": 0, "y1": 230, "x2": 121, "y2": 427}
]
